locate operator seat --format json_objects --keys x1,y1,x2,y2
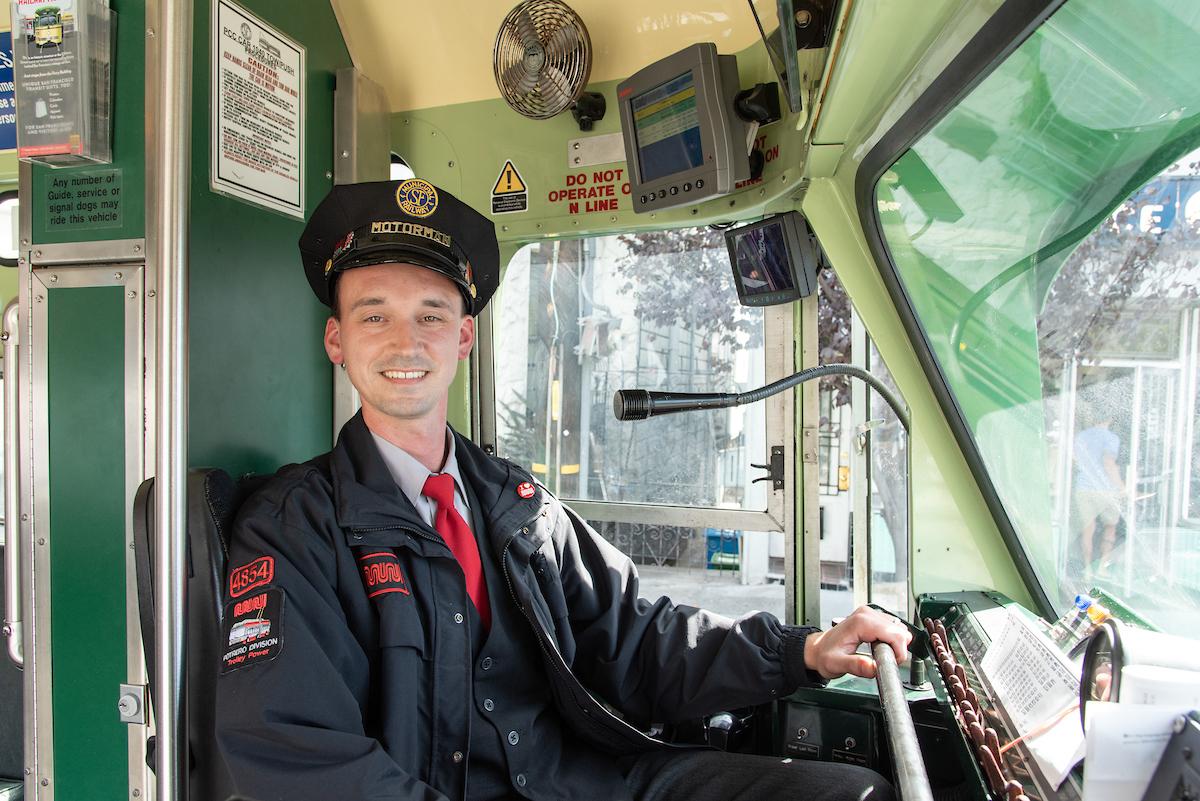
[{"x1": 133, "y1": 468, "x2": 269, "y2": 801}]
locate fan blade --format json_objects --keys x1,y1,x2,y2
[
  {"x1": 539, "y1": 65, "x2": 577, "y2": 111},
  {"x1": 502, "y1": 60, "x2": 540, "y2": 97},
  {"x1": 544, "y1": 22, "x2": 582, "y2": 56},
  {"x1": 510, "y1": 7, "x2": 539, "y2": 49}
]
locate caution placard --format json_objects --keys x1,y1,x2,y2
[{"x1": 491, "y1": 160, "x2": 528, "y2": 214}]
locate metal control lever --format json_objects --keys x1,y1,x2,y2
[
  {"x1": 867, "y1": 603, "x2": 931, "y2": 688},
  {"x1": 873, "y1": 642, "x2": 935, "y2": 801}
]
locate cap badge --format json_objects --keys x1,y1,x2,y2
[
  {"x1": 517, "y1": 481, "x2": 535, "y2": 499},
  {"x1": 331, "y1": 230, "x2": 355, "y2": 261},
  {"x1": 396, "y1": 179, "x2": 439, "y2": 218}
]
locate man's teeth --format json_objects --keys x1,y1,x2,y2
[{"x1": 383, "y1": 370, "x2": 427, "y2": 380}]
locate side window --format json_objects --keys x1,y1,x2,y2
[
  {"x1": 815, "y1": 267, "x2": 908, "y2": 625},
  {"x1": 487, "y1": 230, "x2": 794, "y2": 620}
]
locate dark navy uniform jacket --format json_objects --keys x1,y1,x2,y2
[{"x1": 215, "y1": 412, "x2": 821, "y2": 801}]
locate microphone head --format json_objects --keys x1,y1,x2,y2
[{"x1": 613, "y1": 389, "x2": 651, "y2": 420}]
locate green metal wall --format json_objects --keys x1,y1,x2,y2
[{"x1": 186, "y1": 0, "x2": 350, "y2": 476}]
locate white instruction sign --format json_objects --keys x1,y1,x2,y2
[
  {"x1": 979, "y1": 610, "x2": 1084, "y2": 786},
  {"x1": 210, "y1": 0, "x2": 305, "y2": 218}
]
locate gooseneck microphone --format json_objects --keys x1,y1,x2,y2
[
  {"x1": 613, "y1": 364, "x2": 910, "y2": 432},
  {"x1": 612, "y1": 389, "x2": 739, "y2": 420}
]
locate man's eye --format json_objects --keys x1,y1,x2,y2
[
  {"x1": 363, "y1": 314, "x2": 384, "y2": 323},
  {"x1": 423, "y1": 315, "x2": 443, "y2": 323}
]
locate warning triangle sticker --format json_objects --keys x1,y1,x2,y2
[{"x1": 492, "y1": 160, "x2": 527, "y2": 195}]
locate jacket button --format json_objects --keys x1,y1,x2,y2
[
  {"x1": 516, "y1": 774, "x2": 527, "y2": 787},
  {"x1": 451, "y1": 751, "x2": 464, "y2": 764},
  {"x1": 454, "y1": 613, "x2": 464, "y2": 624},
  {"x1": 507, "y1": 730, "x2": 519, "y2": 746},
  {"x1": 481, "y1": 657, "x2": 493, "y2": 670},
  {"x1": 483, "y1": 698, "x2": 494, "y2": 712}
]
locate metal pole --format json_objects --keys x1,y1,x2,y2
[
  {"x1": 3, "y1": 300, "x2": 22, "y2": 667},
  {"x1": 151, "y1": 0, "x2": 192, "y2": 798}
]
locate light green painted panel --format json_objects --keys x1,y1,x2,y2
[
  {"x1": 47, "y1": 285, "x2": 128, "y2": 799},
  {"x1": 392, "y1": 41, "x2": 806, "y2": 248},
  {"x1": 803, "y1": 178, "x2": 1032, "y2": 609}
]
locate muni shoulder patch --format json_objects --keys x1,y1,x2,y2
[
  {"x1": 357, "y1": 550, "x2": 410, "y2": 599},
  {"x1": 221, "y1": 587, "x2": 284, "y2": 674}
]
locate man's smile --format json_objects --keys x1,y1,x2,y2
[{"x1": 381, "y1": 369, "x2": 429, "y2": 381}]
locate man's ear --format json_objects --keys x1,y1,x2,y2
[
  {"x1": 324, "y1": 316, "x2": 344, "y2": 365},
  {"x1": 457, "y1": 315, "x2": 475, "y2": 360}
]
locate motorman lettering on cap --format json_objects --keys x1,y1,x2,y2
[{"x1": 299, "y1": 179, "x2": 500, "y2": 315}]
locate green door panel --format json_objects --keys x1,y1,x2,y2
[{"x1": 47, "y1": 285, "x2": 128, "y2": 798}]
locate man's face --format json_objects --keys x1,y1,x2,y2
[{"x1": 324, "y1": 263, "x2": 474, "y2": 426}]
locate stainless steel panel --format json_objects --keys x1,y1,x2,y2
[
  {"x1": 799, "y1": 294, "x2": 820, "y2": 626},
  {"x1": 28, "y1": 270, "x2": 54, "y2": 800},
  {"x1": 3, "y1": 300, "x2": 21, "y2": 667},
  {"x1": 333, "y1": 67, "x2": 390, "y2": 185},
  {"x1": 566, "y1": 501, "x2": 779, "y2": 533},
  {"x1": 29, "y1": 239, "x2": 146, "y2": 267},
  {"x1": 566, "y1": 132, "x2": 626, "y2": 169}
]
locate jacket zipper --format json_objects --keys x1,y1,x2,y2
[{"x1": 499, "y1": 516, "x2": 672, "y2": 748}]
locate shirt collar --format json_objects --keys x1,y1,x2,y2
[{"x1": 369, "y1": 427, "x2": 469, "y2": 509}]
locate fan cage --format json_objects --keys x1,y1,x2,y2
[{"x1": 494, "y1": 0, "x2": 593, "y2": 119}]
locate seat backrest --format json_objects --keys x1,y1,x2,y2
[{"x1": 133, "y1": 468, "x2": 269, "y2": 801}]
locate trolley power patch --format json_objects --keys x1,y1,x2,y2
[
  {"x1": 357, "y1": 551, "x2": 410, "y2": 599},
  {"x1": 229, "y1": 555, "x2": 274, "y2": 598},
  {"x1": 221, "y1": 588, "x2": 284, "y2": 674}
]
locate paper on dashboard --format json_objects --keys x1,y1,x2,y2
[{"x1": 979, "y1": 610, "x2": 1085, "y2": 786}]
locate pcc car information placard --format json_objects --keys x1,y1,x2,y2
[{"x1": 210, "y1": 0, "x2": 305, "y2": 218}]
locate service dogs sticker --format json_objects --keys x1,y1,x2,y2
[
  {"x1": 221, "y1": 588, "x2": 284, "y2": 674},
  {"x1": 516, "y1": 481, "x2": 535, "y2": 499},
  {"x1": 357, "y1": 551, "x2": 410, "y2": 599},
  {"x1": 229, "y1": 555, "x2": 274, "y2": 598}
]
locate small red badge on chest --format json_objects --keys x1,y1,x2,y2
[{"x1": 517, "y1": 481, "x2": 535, "y2": 499}]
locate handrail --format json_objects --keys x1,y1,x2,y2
[
  {"x1": 151, "y1": 0, "x2": 193, "y2": 798},
  {"x1": 2, "y1": 299, "x2": 21, "y2": 668}
]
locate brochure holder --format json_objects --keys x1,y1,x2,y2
[{"x1": 10, "y1": 0, "x2": 114, "y2": 166}]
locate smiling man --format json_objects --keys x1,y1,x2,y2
[{"x1": 215, "y1": 179, "x2": 908, "y2": 801}]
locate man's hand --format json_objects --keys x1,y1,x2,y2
[{"x1": 803, "y1": 606, "x2": 913, "y2": 680}]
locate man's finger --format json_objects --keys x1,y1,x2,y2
[{"x1": 831, "y1": 653, "x2": 877, "y2": 679}]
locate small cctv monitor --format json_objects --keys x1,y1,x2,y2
[
  {"x1": 617, "y1": 43, "x2": 751, "y2": 214},
  {"x1": 725, "y1": 211, "x2": 820, "y2": 307}
]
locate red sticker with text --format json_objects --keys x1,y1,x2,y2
[
  {"x1": 358, "y1": 551, "x2": 410, "y2": 599},
  {"x1": 517, "y1": 481, "x2": 535, "y2": 499},
  {"x1": 229, "y1": 556, "x2": 275, "y2": 598}
]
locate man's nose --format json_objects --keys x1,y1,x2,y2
[{"x1": 389, "y1": 319, "x2": 423, "y2": 355}]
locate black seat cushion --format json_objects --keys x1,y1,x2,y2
[{"x1": 133, "y1": 468, "x2": 269, "y2": 801}]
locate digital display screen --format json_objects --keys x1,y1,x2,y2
[
  {"x1": 631, "y1": 71, "x2": 703, "y2": 183},
  {"x1": 731, "y1": 221, "x2": 796, "y2": 297}
]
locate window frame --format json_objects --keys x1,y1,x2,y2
[
  {"x1": 854, "y1": 0, "x2": 1070, "y2": 619},
  {"x1": 477, "y1": 236, "x2": 795, "y2": 537}
]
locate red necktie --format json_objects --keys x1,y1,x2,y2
[{"x1": 421, "y1": 473, "x2": 491, "y2": 630}]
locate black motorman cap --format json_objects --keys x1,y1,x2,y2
[{"x1": 298, "y1": 179, "x2": 499, "y2": 315}]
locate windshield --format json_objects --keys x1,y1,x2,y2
[{"x1": 876, "y1": 0, "x2": 1200, "y2": 635}]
